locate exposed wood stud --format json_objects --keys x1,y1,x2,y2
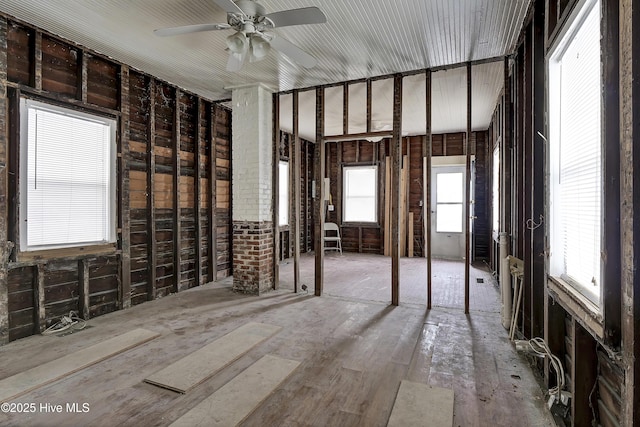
[
  {"x1": 531, "y1": 1, "x2": 545, "y2": 338},
  {"x1": 601, "y1": 0, "x2": 621, "y2": 347},
  {"x1": 314, "y1": 87, "x2": 325, "y2": 296},
  {"x1": 391, "y1": 74, "x2": 402, "y2": 306},
  {"x1": 146, "y1": 78, "x2": 157, "y2": 301},
  {"x1": 464, "y1": 62, "x2": 471, "y2": 314},
  {"x1": 173, "y1": 89, "x2": 182, "y2": 293},
  {"x1": 425, "y1": 70, "x2": 432, "y2": 309},
  {"x1": 32, "y1": 31, "x2": 42, "y2": 91},
  {"x1": 523, "y1": 25, "x2": 533, "y2": 335},
  {"x1": 0, "y1": 17, "x2": 9, "y2": 344},
  {"x1": 620, "y1": 0, "x2": 640, "y2": 425},
  {"x1": 293, "y1": 90, "x2": 301, "y2": 293},
  {"x1": 209, "y1": 104, "x2": 218, "y2": 282},
  {"x1": 366, "y1": 80, "x2": 372, "y2": 133},
  {"x1": 34, "y1": 264, "x2": 45, "y2": 333},
  {"x1": 194, "y1": 98, "x2": 203, "y2": 287},
  {"x1": 343, "y1": 82, "x2": 349, "y2": 135},
  {"x1": 119, "y1": 65, "x2": 131, "y2": 309},
  {"x1": 77, "y1": 50, "x2": 87, "y2": 103},
  {"x1": 572, "y1": 320, "x2": 598, "y2": 426},
  {"x1": 304, "y1": 140, "x2": 310, "y2": 252},
  {"x1": 7, "y1": 87, "x2": 18, "y2": 259},
  {"x1": 336, "y1": 141, "x2": 343, "y2": 228},
  {"x1": 272, "y1": 94, "x2": 280, "y2": 286},
  {"x1": 78, "y1": 258, "x2": 90, "y2": 320}
]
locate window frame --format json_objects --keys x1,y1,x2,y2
[
  {"x1": 18, "y1": 97, "x2": 118, "y2": 255},
  {"x1": 342, "y1": 164, "x2": 378, "y2": 224},
  {"x1": 434, "y1": 170, "x2": 465, "y2": 234},
  {"x1": 547, "y1": 0, "x2": 603, "y2": 309}
]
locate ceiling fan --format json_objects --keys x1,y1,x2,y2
[{"x1": 154, "y1": 0, "x2": 327, "y2": 72}]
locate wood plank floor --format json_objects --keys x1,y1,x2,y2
[{"x1": 0, "y1": 254, "x2": 554, "y2": 426}]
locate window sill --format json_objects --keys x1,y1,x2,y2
[
  {"x1": 16, "y1": 243, "x2": 117, "y2": 263},
  {"x1": 547, "y1": 276, "x2": 604, "y2": 340}
]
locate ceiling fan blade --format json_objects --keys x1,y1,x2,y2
[
  {"x1": 154, "y1": 23, "x2": 230, "y2": 37},
  {"x1": 212, "y1": 0, "x2": 245, "y2": 15},
  {"x1": 226, "y1": 51, "x2": 247, "y2": 72},
  {"x1": 268, "y1": 35, "x2": 317, "y2": 68},
  {"x1": 265, "y1": 7, "x2": 327, "y2": 28}
]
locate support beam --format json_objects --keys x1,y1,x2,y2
[
  {"x1": 465, "y1": 63, "x2": 471, "y2": 314},
  {"x1": 391, "y1": 75, "x2": 402, "y2": 306},
  {"x1": 146, "y1": 79, "x2": 157, "y2": 301},
  {"x1": 119, "y1": 65, "x2": 131, "y2": 308},
  {"x1": 173, "y1": 90, "x2": 182, "y2": 292},
  {"x1": 209, "y1": 104, "x2": 218, "y2": 282},
  {"x1": 425, "y1": 70, "x2": 432, "y2": 309},
  {"x1": 293, "y1": 90, "x2": 301, "y2": 293},
  {"x1": 314, "y1": 87, "x2": 325, "y2": 296},
  {"x1": 272, "y1": 94, "x2": 280, "y2": 288},
  {"x1": 0, "y1": 18, "x2": 9, "y2": 343},
  {"x1": 194, "y1": 98, "x2": 203, "y2": 287}
]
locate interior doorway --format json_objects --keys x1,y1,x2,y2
[{"x1": 430, "y1": 156, "x2": 474, "y2": 260}]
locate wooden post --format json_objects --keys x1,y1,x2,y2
[
  {"x1": 194, "y1": 98, "x2": 203, "y2": 287},
  {"x1": 272, "y1": 94, "x2": 280, "y2": 288},
  {"x1": 384, "y1": 156, "x2": 391, "y2": 256},
  {"x1": 293, "y1": 90, "x2": 301, "y2": 293},
  {"x1": 209, "y1": 104, "x2": 218, "y2": 282},
  {"x1": 34, "y1": 264, "x2": 45, "y2": 333},
  {"x1": 78, "y1": 259, "x2": 90, "y2": 320},
  {"x1": 464, "y1": 63, "x2": 471, "y2": 314},
  {"x1": 408, "y1": 212, "x2": 414, "y2": 257},
  {"x1": 146, "y1": 79, "x2": 157, "y2": 300},
  {"x1": 391, "y1": 75, "x2": 402, "y2": 306},
  {"x1": 119, "y1": 65, "x2": 132, "y2": 308},
  {"x1": 620, "y1": 0, "x2": 640, "y2": 425},
  {"x1": 0, "y1": 18, "x2": 9, "y2": 343},
  {"x1": 314, "y1": 87, "x2": 325, "y2": 296},
  {"x1": 173, "y1": 89, "x2": 182, "y2": 292},
  {"x1": 425, "y1": 70, "x2": 433, "y2": 310},
  {"x1": 32, "y1": 31, "x2": 42, "y2": 91}
]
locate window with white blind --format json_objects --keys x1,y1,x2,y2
[
  {"x1": 19, "y1": 99, "x2": 116, "y2": 251},
  {"x1": 278, "y1": 161, "x2": 289, "y2": 226},
  {"x1": 492, "y1": 146, "x2": 500, "y2": 238},
  {"x1": 343, "y1": 165, "x2": 377, "y2": 223},
  {"x1": 548, "y1": 0, "x2": 601, "y2": 305}
]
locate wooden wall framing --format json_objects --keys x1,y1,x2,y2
[{"x1": 0, "y1": 16, "x2": 232, "y2": 343}]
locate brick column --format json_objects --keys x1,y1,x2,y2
[{"x1": 230, "y1": 83, "x2": 274, "y2": 294}]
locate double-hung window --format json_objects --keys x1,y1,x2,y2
[
  {"x1": 19, "y1": 98, "x2": 117, "y2": 251},
  {"x1": 548, "y1": 0, "x2": 602, "y2": 305},
  {"x1": 278, "y1": 161, "x2": 289, "y2": 226},
  {"x1": 343, "y1": 165, "x2": 377, "y2": 223}
]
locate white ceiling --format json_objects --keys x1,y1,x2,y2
[{"x1": 0, "y1": 0, "x2": 529, "y2": 135}]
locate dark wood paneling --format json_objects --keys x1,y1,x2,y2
[
  {"x1": 41, "y1": 35, "x2": 78, "y2": 98},
  {"x1": 86, "y1": 54, "x2": 118, "y2": 109},
  {"x1": 6, "y1": 22, "x2": 31, "y2": 86}
]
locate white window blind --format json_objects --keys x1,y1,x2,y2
[
  {"x1": 549, "y1": 0, "x2": 601, "y2": 304},
  {"x1": 278, "y1": 161, "x2": 289, "y2": 226},
  {"x1": 492, "y1": 146, "x2": 500, "y2": 237},
  {"x1": 343, "y1": 166, "x2": 377, "y2": 222},
  {"x1": 20, "y1": 99, "x2": 116, "y2": 250}
]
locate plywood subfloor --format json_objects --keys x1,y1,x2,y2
[
  {"x1": 0, "y1": 254, "x2": 553, "y2": 426},
  {"x1": 145, "y1": 322, "x2": 281, "y2": 393}
]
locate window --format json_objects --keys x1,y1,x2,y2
[
  {"x1": 19, "y1": 99, "x2": 116, "y2": 251},
  {"x1": 548, "y1": 0, "x2": 601, "y2": 305},
  {"x1": 343, "y1": 165, "x2": 377, "y2": 222},
  {"x1": 492, "y1": 146, "x2": 500, "y2": 238},
  {"x1": 278, "y1": 161, "x2": 289, "y2": 226},
  {"x1": 435, "y1": 171, "x2": 464, "y2": 233}
]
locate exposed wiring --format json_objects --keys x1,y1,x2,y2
[
  {"x1": 526, "y1": 214, "x2": 544, "y2": 230},
  {"x1": 527, "y1": 338, "x2": 565, "y2": 400},
  {"x1": 42, "y1": 311, "x2": 87, "y2": 336}
]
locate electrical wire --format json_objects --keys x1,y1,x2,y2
[
  {"x1": 42, "y1": 311, "x2": 87, "y2": 335},
  {"x1": 527, "y1": 337, "x2": 565, "y2": 399}
]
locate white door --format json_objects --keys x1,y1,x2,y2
[{"x1": 431, "y1": 165, "x2": 466, "y2": 259}]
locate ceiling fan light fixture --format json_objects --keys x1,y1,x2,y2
[
  {"x1": 250, "y1": 35, "x2": 270, "y2": 61},
  {"x1": 226, "y1": 31, "x2": 248, "y2": 54}
]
